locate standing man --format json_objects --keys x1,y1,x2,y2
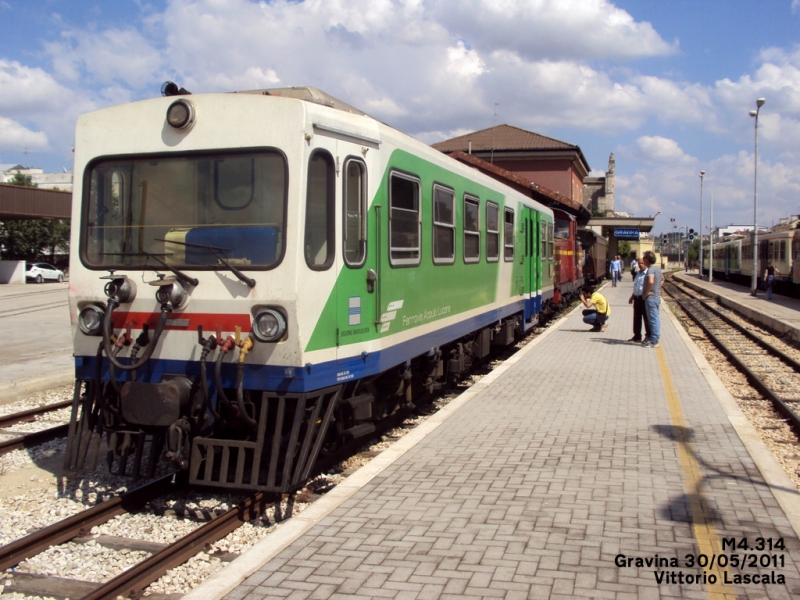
[
  {"x1": 641, "y1": 251, "x2": 663, "y2": 348},
  {"x1": 628, "y1": 257, "x2": 651, "y2": 343},
  {"x1": 630, "y1": 256, "x2": 638, "y2": 281},
  {"x1": 610, "y1": 254, "x2": 622, "y2": 287}
]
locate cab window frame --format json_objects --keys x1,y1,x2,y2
[
  {"x1": 304, "y1": 149, "x2": 336, "y2": 271},
  {"x1": 343, "y1": 157, "x2": 367, "y2": 268}
]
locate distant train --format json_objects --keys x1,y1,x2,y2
[
  {"x1": 66, "y1": 86, "x2": 567, "y2": 493},
  {"x1": 701, "y1": 228, "x2": 800, "y2": 296}
]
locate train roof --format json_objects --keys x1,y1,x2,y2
[{"x1": 234, "y1": 86, "x2": 371, "y2": 118}]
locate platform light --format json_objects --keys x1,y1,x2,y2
[{"x1": 749, "y1": 98, "x2": 765, "y2": 296}]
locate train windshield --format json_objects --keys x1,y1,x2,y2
[{"x1": 82, "y1": 150, "x2": 287, "y2": 270}]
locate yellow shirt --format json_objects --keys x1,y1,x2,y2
[{"x1": 591, "y1": 292, "x2": 610, "y2": 316}]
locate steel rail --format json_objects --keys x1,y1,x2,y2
[
  {"x1": 665, "y1": 282, "x2": 800, "y2": 434},
  {"x1": 673, "y1": 284, "x2": 800, "y2": 372},
  {"x1": 81, "y1": 492, "x2": 272, "y2": 600},
  {"x1": 0, "y1": 424, "x2": 70, "y2": 456},
  {"x1": 0, "y1": 400, "x2": 72, "y2": 429},
  {"x1": 0, "y1": 472, "x2": 183, "y2": 572}
]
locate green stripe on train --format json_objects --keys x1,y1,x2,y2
[{"x1": 305, "y1": 149, "x2": 510, "y2": 352}]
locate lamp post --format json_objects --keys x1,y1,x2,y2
[
  {"x1": 709, "y1": 193, "x2": 714, "y2": 283},
  {"x1": 670, "y1": 217, "x2": 676, "y2": 265},
  {"x1": 749, "y1": 98, "x2": 765, "y2": 296},
  {"x1": 699, "y1": 171, "x2": 705, "y2": 277}
]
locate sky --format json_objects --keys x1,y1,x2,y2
[{"x1": 1, "y1": 0, "x2": 800, "y2": 235}]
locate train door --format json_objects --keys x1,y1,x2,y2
[
  {"x1": 522, "y1": 206, "x2": 540, "y2": 326},
  {"x1": 333, "y1": 145, "x2": 380, "y2": 361}
]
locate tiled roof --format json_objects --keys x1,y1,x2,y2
[{"x1": 431, "y1": 124, "x2": 577, "y2": 153}]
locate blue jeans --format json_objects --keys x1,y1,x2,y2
[
  {"x1": 644, "y1": 295, "x2": 661, "y2": 343},
  {"x1": 766, "y1": 276, "x2": 775, "y2": 300},
  {"x1": 612, "y1": 271, "x2": 620, "y2": 286}
]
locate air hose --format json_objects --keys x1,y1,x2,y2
[
  {"x1": 199, "y1": 335, "x2": 221, "y2": 421},
  {"x1": 102, "y1": 299, "x2": 170, "y2": 371}
]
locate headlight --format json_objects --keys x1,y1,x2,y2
[
  {"x1": 78, "y1": 305, "x2": 105, "y2": 336},
  {"x1": 166, "y1": 99, "x2": 195, "y2": 130},
  {"x1": 252, "y1": 309, "x2": 286, "y2": 343}
]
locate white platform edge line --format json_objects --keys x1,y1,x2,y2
[
  {"x1": 664, "y1": 299, "x2": 800, "y2": 540},
  {"x1": 182, "y1": 311, "x2": 574, "y2": 600}
]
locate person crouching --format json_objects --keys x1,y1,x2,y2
[{"x1": 580, "y1": 285, "x2": 610, "y2": 332}]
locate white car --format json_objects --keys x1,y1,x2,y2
[{"x1": 25, "y1": 262, "x2": 65, "y2": 283}]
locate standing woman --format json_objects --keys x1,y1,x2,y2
[{"x1": 764, "y1": 261, "x2": 778, "y2": 300}]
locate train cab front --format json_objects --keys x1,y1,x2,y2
[{"x1": 67, "y1": 143, "x2": 298, "y2": 483}]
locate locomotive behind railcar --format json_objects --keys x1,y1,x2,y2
[
  {"x1": 577, "y1": 229, "x2": 607, "y2": 285},
  {"x1": 551, "y1": 209, "x2": 582, "y2": 308},
  {"x1": 65, "y1": 86, "x2": 554, "y2": 492}
]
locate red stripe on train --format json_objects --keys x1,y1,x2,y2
[{"x1": 111, "y1": 312, "x2": 252, "y2": 332}]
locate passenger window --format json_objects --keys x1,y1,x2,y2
[
  {"x1": 343, "y1": 159, "x2": 367, "y2": 268},
  {"x1": 486, "y1": 202, "x2": 499, "y2": 262},
  {"x1": 389, "y1": 171, "x2": 421, "y2": 266},
  {"x1": 541, "y1": 222, "x2": 546, "y2": 258},
  {"x1": 463, "y1": 195, "x2": 480, "y2": 263},
  {"x1": 433, "y1": 185, "x2": 455, "y2": 264},
  {"x1": 305, "y1": 151, "x2": 335, "y2": 270},
  {"x1": 549, "y1": 222, "x2": 555, "y2": 259},
  {"x1": 504, "y1": 208, "x2": 515, "y2": 261}
]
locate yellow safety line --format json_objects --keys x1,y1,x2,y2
[{"x1": 656, "y1": 346, "x2": 736, "y2": 599}]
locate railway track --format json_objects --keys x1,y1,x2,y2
[
  {"x1": 664, "y1": 280, "x2": 800, "y2": 434},
  {"x1": 0, "y1": 399, "x2": 73, "y2": 457},
  {"x1": 0, "y1": 470, "x2": 278, "y2": 599}
]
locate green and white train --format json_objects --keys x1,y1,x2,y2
[{"x1": 66, "y1": 86, "x2": 555, "y2": 492}]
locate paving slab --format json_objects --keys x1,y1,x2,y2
[{"x1": 184, "y1": 279, "x2": 800, "y2": 600}]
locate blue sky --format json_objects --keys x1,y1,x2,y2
[{"x1": 1, "y1": 0, "x2": 800, "y2": 235}]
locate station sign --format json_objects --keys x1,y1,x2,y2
[{"x1": 614, "y1": 227, "x2": 640, "y2": 240}]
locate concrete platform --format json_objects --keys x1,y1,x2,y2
[
  {"x1": 672, "y1": 272, "x2": 800, "y2": 344},
  {"x1": 184, "y1": 279, "x2": 800, "y2": 600}
]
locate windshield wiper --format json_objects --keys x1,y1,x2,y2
[
  {"x1": 101, "y1": 251, "x2": 199, "y2": 287},
  {"x1": 155, "y1": 239, "x2": 256, "y2": 288}
]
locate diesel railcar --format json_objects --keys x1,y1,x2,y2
[
  {"x1": 701, "y1": 228, "x2": 800, "y2": 296},
  {"x1": 65, "y1": 86, "x2": 554, "y2": 492}
]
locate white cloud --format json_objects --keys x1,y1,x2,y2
[
  {"x1": 428, "y1": 0, "x2": 677, "y2": 61},
  {"x1": 45, "y1": 27, "x2": 162, "y2": 88},
  {"x1": 0, "y1": 117, "x2": 49, "y2": 152},
  {"x1": 0, "y1": 60, "x2": 72, "y2": 116}
]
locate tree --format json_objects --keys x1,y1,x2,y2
[
  {"x1": 8, "y1": 171, "x2": 35, "y2": 187},
  {"x1": 618, "y1": 240, "x2": 631, "y2": 260}
]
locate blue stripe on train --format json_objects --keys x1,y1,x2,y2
[{"x1": 75, "y1": 298, "x2": 535, "y2": 394}]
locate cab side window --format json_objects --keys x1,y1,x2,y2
[
  {"x1": 343, "y1": 159, "x2": 367, "y2": 268},
  {"x1": 305, "y1": 150, "x2": 335, "y2": 270}
]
